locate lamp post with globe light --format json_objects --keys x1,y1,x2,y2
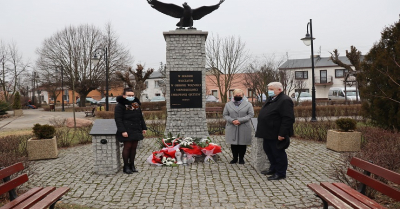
[{"x1": 301, "y1": 19, "x2": 317, "y2": 122}]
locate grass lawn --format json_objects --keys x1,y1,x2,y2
[{"x1": 0, "y1": 128, "x2": 32, "y2": 137}]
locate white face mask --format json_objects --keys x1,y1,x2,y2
[
  {"x1": 126, "y1": 96, "x2": 135, "y2": 101},
  {"x1": 268, "y1": 90, "x2": 275, "y2": 97}
]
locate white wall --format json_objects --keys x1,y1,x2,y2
[
  {"x1": 288, "y1": 66, "x2": 356, "y2": 99},
  {"x1": 141, "y1": 78, "x2": 164, "y2": 102}
]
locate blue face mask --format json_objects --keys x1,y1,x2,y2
[
  {"x1": 268, "y1": 90, "x2": 275, "y2": 97},
  {"x1": 126, "y1": 96, "x2": 135, "y2": 101}
]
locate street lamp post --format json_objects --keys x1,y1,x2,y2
[
  {"x1": 301, "y1": 19, "x2": 317, "y2": 122},
  {"x1": 61, "y1": 66, "x2": 65, "y2": 112},
  {"x1": 32, "y1": 72, "x2": 36, "y2": 105},
  {"x1": 91, "y1": 47, "x2": 109, "y2": 111}
]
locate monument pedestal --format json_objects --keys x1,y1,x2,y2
[{"x1": 163, "y1": 30, "x2": 209, "y2": 138}]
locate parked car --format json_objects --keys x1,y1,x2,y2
[
  {"x1": 98, "y1": 97, "x2": 117, "y2": 104},
  {"x1": 291, "y1": 92, "x2": 312, "y2": 103},
  {"x1": 206, "y1": 95, "x2": 219, "y2": 103},
  {"x1": 328, "y1": 87, "x2": 360, "y2": 101},
  {"x1": 76, "y1": 97, "x2": 98, "y2": 105},
  {"x1": 150, "y1": 96, "x2": 166, "y2": 102}
]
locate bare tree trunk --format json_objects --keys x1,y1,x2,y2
[{"x1": 206, "y1": 35, "x2": 249, "y2": 103}]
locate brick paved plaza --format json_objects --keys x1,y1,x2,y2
[{"x1": 26, "y1": 135, "x2": 342, "y2": 209}]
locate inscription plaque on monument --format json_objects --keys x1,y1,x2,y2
[{"x1": 170, "y1": 71, "x2": 202, "y2": 108}]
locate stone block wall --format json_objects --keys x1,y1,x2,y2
[
  {"x1": 250, "y1": 118, "x2": 270, "y2": 173},
  {"x1": 92, "y1": 135, "x2": 121, "y2": 175},
  {"x1": 163, "y1": 30, "x2": 209, "y2": 138}
]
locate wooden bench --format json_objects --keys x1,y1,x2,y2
[
  {"x1": 205, "y1": 107, "x2": 222, "y2": 117},
  {"x1": 0, "y1": 162, "x2": 70, "y2": 209},
  {"x1": 307, "y1": 157, "x2": 400, "y2": 209},
  {"x1": 84, "y1": 107, "x2": 96, "y2": 117}
]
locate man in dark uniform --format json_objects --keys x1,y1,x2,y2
[{"x1": 255, "y1": 82, "x2": 295, "y2": 180}]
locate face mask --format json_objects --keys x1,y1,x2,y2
[
  {"x1": 233, "y1": 96, "x2": 242, "y2": 101},
  {"x1": 126, "y1": 96, "x2": 135, "y2": 101},
  {"x1": 268, "y1": 90, "x2": 275, "y2": 97}
]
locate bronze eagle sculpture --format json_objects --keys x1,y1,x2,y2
[{"x1": 146, "y1": 0, "x2": 225, "y2": 29}]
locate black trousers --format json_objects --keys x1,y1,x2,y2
[
  {"x1": 231, "y1": 144, "x2": 247, "y2": 160},
  {"x1": 263, "y1": 139, "x2": 288, "y2": 177}
]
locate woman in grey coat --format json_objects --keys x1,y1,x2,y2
[{"x1": 223, "y1": 89, "x2": 254, "y2": 164}]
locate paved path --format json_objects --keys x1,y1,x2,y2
[
  {"x1": 0, "y1": 109, "x2": 93, "y2": 131},
  {"x1": 26, "y1": 136, "x2": 342, "y2": 209}
]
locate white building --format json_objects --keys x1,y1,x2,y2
[
  {"x1": 140, "y1": 71, "x2": 165, "y2": 102},
  {"x1": 279, "y1": 56, "x2": 358, "y2": 99}
]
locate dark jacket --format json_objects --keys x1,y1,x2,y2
[
  {"x1": 114, "y1": 96, "x2": 147, "y2": 142},
  {"x1": 255, "y1": 92, "x2": 295, "y2": 140}
]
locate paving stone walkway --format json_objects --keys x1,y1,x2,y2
[{"x1": 26, "y1": 136, "x2": 343, "y2": 209}]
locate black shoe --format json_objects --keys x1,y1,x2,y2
[
  {"x1": 239, "y1": 159, "x2": 245, "y2": 164},
  {"x1": 229, "y1": 159, "x2": 238, "y2": 164},
  {"x1": 261, "y1": 170, "x2": 275, "y2": 175},
  {"x1": 123, "y1": 165, "x2": 133, "y2": 174},
  {"x1": 131, "y1": 164, "x2": 138, "y2": 173},
  {"x1": 267, "y1": 174, "x2": 286, "y2": 181}
]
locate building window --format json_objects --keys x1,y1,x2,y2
[
  {"x1": 229, "y1": 89, "x2": 234, "y2": 98},
  {"x1": 155, "y1": 80, "x2": 161, "y2": 88},
  {"x1": 295, "y1": 89, "x2": 309, "y2": 93},
  {"x1": 320, "y1": 70, "x2": 327, "y2": 83},
  {"x1": 155, "y1": 93, "x2": 161, "y2": 96},
  {"x1": 335, "y1": 69, "x2": 348, "y2": 78},
  {"x1": 248, "y1": 89, "x2": 254, "y2": 98},
  {"x1": 211, "y1": 90, "x2": 218, "y2": 98},
  {"x1": 62, "y1": 90, "x2": 69, "y2": 101},
  {"x1": 295, "y1": 71, "x2": 308, "y2": 79}
]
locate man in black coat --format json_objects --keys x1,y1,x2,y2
[{"x1": 255, "y1": 82, "x2": 295, "y2": 180}]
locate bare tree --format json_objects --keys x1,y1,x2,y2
[
  {"x1": 206, "y1": 34, "x2": 249, "y2": 103},
  {"x1": 2, "y1": 42, "x2": 30, "y2": 103},
  {"x1": 330, "y1": 46, "x2": 362, "y2": 72},
  {"x1": 37, "y1": 60, "x2": 62, "y2": 103},
  {"x1": 36, "y1": 23, "x2": 132, "y2": 107},
  {"x1": 115, "y1": 64, "x2": 154, "y2": 99},
  {"x1": 94, "y1": 23, "x2": 133, "y2": 99},
  {"x1": 0, "y1": 40, "x2": 9, "y2": 101},
  {"x1": 243, "y1": 56, "x2": 280, "y2": 104},
  {"x1": 157, "y1": 62, "x2": 167, "y2": 96},
  {"x1": 330, "y1": 46, "x2": 362, "y2": 103}
]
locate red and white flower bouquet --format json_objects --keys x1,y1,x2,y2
[{"x1": 147, "y1": 134, "x2": 222, "y2": 166}]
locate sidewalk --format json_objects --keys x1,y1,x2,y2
[
  {"x1": 26, "y1": 136, "x2": 342, "y2": 209},
  {"x1": 0, "y1": 109, "x2": 92, "y2": 132}
]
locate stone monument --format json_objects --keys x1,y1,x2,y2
[
  {"x1": 250, "y1": 118, "x2": 270, "y2": 173},
  {"x1": 163, "y1": 30, "x2": 209, "y2": 138}
]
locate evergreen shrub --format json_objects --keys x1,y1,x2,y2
[
  {"x1": 32, "y1": 123, "x2": 56, "y2": 139},
  {"x1": 12, "y1": 91, "x2": 22, "y2": 109},
  {"x1": 335, "y1": 118, "x2": 357, "y2": 132}
]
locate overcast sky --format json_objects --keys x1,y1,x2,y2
[{"x1": 1, "y1": 0, "x2": 399, "y2": 70}]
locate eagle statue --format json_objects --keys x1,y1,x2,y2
[{"x1": 146, "y1": 0, "x2": 225, "y2": 29}]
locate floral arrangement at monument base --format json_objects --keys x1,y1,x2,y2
[{"x1": 147, "y1": 134, "x2": 222, "y2": 166}]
